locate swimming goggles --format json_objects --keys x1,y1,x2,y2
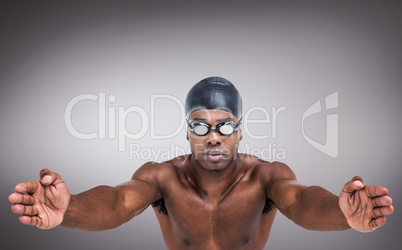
[{"x1": 186, "y1": 119, "x2": 242, "y2": 136}]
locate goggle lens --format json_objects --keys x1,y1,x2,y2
[
  {"x1": 193, "y1": 124, "x2": 209, "y2": 135},
  {"x1": 219, "y1": 124, "x2": 234, "y2": 135},
  {"x1": 187, "y1": 120, "x2": 240, "y2": 136}
]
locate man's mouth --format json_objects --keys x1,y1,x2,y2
[{"x1": 204, "y1": 151, "x2": 225, "y2": 162}]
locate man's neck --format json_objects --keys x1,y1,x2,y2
[{"x1": 187, "y1": 154, "x2": 244, "y2": 201}]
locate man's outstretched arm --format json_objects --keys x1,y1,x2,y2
[
  {"x1": 9, "y1": 162, "x2": 162, "y2": 231},
  {"x1": 265, "y1": 162, "x2": 394, "y2": 232}
]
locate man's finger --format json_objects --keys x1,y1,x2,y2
[
  {"x1": 39, "y1": 168, "x2": 63, "y2": 186},
  {"x1": 371, "y1": 196, "x2": 393, "y2": 207},
  {"x1": 19, "y1": 215, "x2": 42, "y2": 228},
  {"x1": 369, "y1": 216, "x2": 386, "y2": 231},
  {"x1": 364, "y1": 185, "x2": 389, "y2": 198},
  {"x1": 14, "y1": 182, "x2": 39, "y2": 194},
  {"x1": 371, "y1": 205, "x2": 394, "y2": 219},
  {"x1": 8, "y1": 193, "x2": 34, "y2": 205},
  {"x1": 40, "y1": 169, "x2": 55, "y2": 185},
  {"x1": 11, "y1": 204, "x2": 38, "y2": 216},
  {"x1": 342, "y1": 176, "x2": 364, "y2": 193}
]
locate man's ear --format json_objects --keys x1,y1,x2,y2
[
  {"x1": 238, "y1": 129, "x2": 243, "y2": 141},
  {"x1": 186, "y1": 132, "x2": 189, "y2": 141}
]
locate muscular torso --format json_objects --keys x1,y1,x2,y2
[{"x1": 150, "y1": 155, "x2": 278, "y2": 250}]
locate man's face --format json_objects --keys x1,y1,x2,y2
[{"x1": 186, "y1": 109, "x2": 242, "y2": 171}]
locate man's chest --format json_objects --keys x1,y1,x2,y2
[{"x1": 158, "y1": 181, "x2": 274, "y2": 247}]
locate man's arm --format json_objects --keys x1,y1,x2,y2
[
  {"x1": 9, "y1": 162, "x2": 163, "y2": 231},
  {"x1": 61, "y1": 162, "x2": 162, "y2": 231},
  {"x1": 263, "y1": 162, "x2": 393, "y2": 232}
]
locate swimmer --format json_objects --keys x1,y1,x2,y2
[{"x1": 9, "y1": 77, "x2": 394, "y2": 249}]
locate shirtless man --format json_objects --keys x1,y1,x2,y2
[{"x1": 9, "y1": 77, "x2": 394, "y2": 249}]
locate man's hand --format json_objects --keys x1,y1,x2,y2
[
  {"x1": 8, "y1": 169, "x2": 71, "y2": 229},
  {"x1": 339, "y1": 176, "x2": 394, "y2": 232}
]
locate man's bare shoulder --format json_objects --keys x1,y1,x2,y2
[
  {"x1": 240, "y1": 154, "x2": 296, "y2": 182},
  {"x1": 132, "y1": 155, "x2": 191, "y2": 182},
  {"x1": 164, "y1": 154, "x2": 192, "y2": 168}
]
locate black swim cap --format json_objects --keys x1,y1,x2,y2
[{"x1": 185, "y1": 77, "x2": 242, "y2": 121}]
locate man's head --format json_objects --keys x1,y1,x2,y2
[{"x1": 185, "y1": 77, "x2": 243, "y2": 171}]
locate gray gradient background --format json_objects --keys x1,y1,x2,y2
[{"x1": 1, "y1": 0, "x2": 401, "y2": 249}]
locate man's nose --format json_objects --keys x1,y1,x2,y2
[{"x1": 206, "y1": 131, "x2": 222, "y2": 146}]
